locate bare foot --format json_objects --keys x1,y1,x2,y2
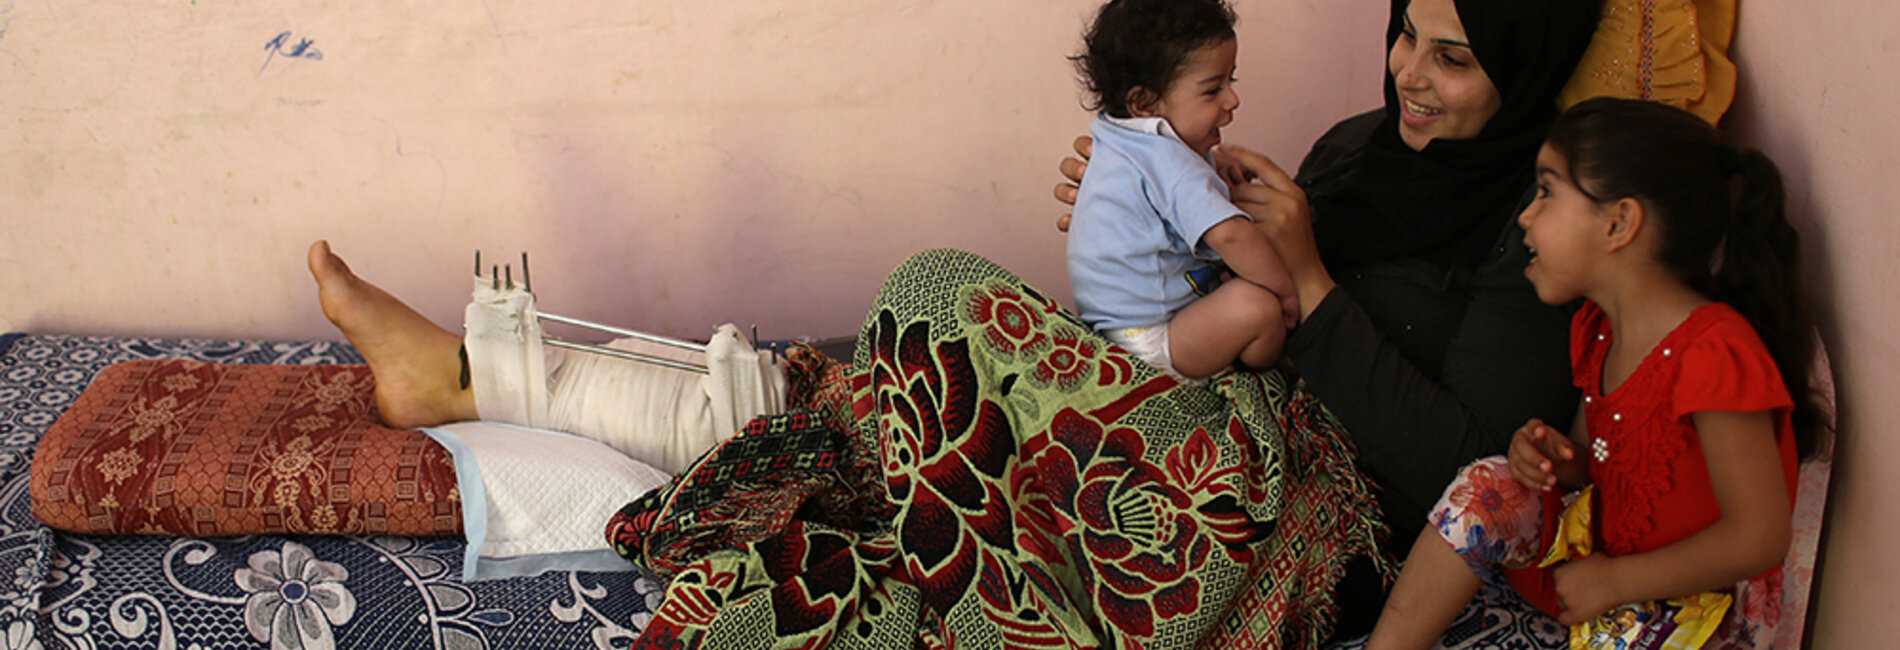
[{"x1": 308, "y1": 240, "x2": 476, "y2": 428}]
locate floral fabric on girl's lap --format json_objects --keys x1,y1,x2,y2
[{"x1": 1430, "y1": 457, "x2": 1549, "y2": 581}]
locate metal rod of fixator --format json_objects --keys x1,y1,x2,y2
[
  {"x1": 542, "y1": 338, "x2": 708, "y2": 374},
  {"x1": 536, "y1": 312, "x2": 708, "y2": 353}
]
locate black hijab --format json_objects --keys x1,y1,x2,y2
[{"x1": 1310, "y1": 0, "x2": 1601, "y2": 271}]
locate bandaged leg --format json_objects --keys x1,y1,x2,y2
[
  {"x1": 464, "y1": 278, "x2": 551, "y2": 428},
  {"x1": 462, "y1": 281, "x2": 785, "y2": 473}
]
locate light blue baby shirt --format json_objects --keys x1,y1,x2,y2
[{"x1": 1067, "y1": 114, "x2": 1247, "y2": 331}]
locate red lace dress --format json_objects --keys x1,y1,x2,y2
[
  {"x1": 1439, "y1": 301, "x2": 1798, "y2": 639},
  {"x1": 1573, "y1": 301, "x2": 1797, "y2": 560}
]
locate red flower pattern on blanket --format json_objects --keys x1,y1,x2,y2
[
  {"x1": 606, "y1": 249, "x2": 1393, "y2": 650},
  {"x1": 1029, "y1": 326, "x2": 1102, "y2": 392},
  {"x1": 1025, "y1": 407, "x2": 1271, "y2": 639},
  {"x1": 871, "y1": 314, "x2": 1012, "y2": 616},
  {"x1": 962, "y1": 281, "x2": 1056, "y2": 361}
]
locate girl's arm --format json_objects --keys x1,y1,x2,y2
[{"x1": 1550, "y1": 409, "x2": 1793, "y2": 624}]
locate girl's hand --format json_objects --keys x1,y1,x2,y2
[
  {"x1": 1219, "y1": 145, "x2": 1332, "y2": 322},
  {"x1": 1053, "y1": 136, "x2": 1093, "y2": 233},
  {"x1": 1509, "y1": 418, "x2": 1584, "y2": 491},
  {"x1": 1542, "y1": 410, "x2": 1792, "y2": 628},
  {"x1": 1553, "y1": 554, "x2": 1625, "y2": 625}
]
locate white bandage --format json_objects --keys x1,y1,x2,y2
[
  {"x1": 463, "y1": 283, "x2": 786, "y2": 473},
  {"x1": 464, "y1": 279, "x2": 550, "y2": 428}
]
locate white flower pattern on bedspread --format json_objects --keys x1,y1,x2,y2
[
  {"x1": 1, "y1": 620, "x2": 42, "y2": 650},
  {"x1": 238, "y1": 541, "x2": 356, "y2": 650}
]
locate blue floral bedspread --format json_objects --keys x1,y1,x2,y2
[{"x1": 0, "y1": 334, "x2": 664, "y2": 650}]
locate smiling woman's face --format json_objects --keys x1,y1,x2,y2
[{"x1": 1387, "y1": 0, "x2": 1502, "y2": 151}]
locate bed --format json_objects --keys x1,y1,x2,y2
[{"x1": 0, "y1": 332, "x2": 666, "y2": 649}]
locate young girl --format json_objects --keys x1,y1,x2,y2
[
  {"x1": 1066, "y1": 0, "x2": 1298, "y2": 382},
  {"x1": 1365, "y1": 97, "x2": 1826, "y2": 648}
]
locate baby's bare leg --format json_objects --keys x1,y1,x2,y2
[
  {"x1": 1365, "y1": 530, "x2": 1483, "y2": 650},
  {"x1": 1166, "y1": 279, "x2": 1286, "y2": 379},
  {"x1": 308, "y1": 240, "x2": 477, "y2": 428}
]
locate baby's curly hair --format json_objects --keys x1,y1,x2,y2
[{"x1": 1073, "y1": 0, "x2": 1237, "y2": 118}]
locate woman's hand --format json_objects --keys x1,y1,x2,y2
[
  {"x1": 1219, "y1": 145, "x2": 1333, "y2": 322},
  {"x1": 1210, "y1": 146, "x2": 1256, "y2": 188},
  {"x1": 1053, "y1": 136, "x2": 1093, "y2": 233}
]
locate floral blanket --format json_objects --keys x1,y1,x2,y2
[{"x1": 608, "y1": 249, "x2": 1394, "y2": 649}]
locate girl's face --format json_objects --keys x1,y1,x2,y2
[
  {"x1": 1137, "y1": 37, "x2": 1240, "y2": 158},
  {"x1": 1387, "y1": 0, "x2": 1502, "y2": 151},
  {"x1": 1519, "y1": 144, "x2": 1613, "y2": 305}
]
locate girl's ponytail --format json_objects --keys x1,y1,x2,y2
[
  {"x1": 1709, "y1": 147, "x2": 1825, "y2": 459},
  {"x1": 1547, "y1": 98, "x2": 1828, "y2": 459}
]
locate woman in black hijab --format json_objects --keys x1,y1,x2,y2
[
  {"x1": 1059, "y1": 0, "x2": 1602, "y2": 636},
  {"x1": 1305, "y1": 0, "x2": 1603, "y2": 271}
]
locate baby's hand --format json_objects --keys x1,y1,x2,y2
[{"x1": 1509, "y1": 418, "x2": 1576, "y2": 492}]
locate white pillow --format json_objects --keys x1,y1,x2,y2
[{"x1": 421, "y1": 421, "x2": 673, "y2": 581}]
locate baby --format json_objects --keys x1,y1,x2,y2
[{"x1": 1067, "y1": 0, "x2": 1297, "y2": 382}]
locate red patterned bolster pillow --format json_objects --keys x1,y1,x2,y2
[{"x1": 30, "y1": 359, "x2": 462, "y2": 537}]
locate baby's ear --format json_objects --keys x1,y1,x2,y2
[{"x1": 1124, "y1": 87, "x2": 1160, "y2": 117}]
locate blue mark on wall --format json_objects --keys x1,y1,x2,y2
[{"x1": 261, "y1": 31, "x2": 323, "y2": 72}]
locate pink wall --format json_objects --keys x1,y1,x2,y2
[
  {"x1": 1725, "y1": 0, "x2": 1900, "y2": 644},
  {"x1": 0, "y1": 0, "x2": 1380, "y2": 345},
  {"x1": 5, "y1": 0, "x2": 1892, "y2": 644}
]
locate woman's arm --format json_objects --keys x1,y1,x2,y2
[
  {"x1": 1218, "y1": 146, "x2": 1333, "y2": 320},
  {"x1": 1550, "y1": 409, "x2": 1793, "y2": 624},
  {"x1": 1200, "y1": 217, "x2": 1297, "y2": 301},
  {"x1": 1220, "y1": 145, "x2": 1578, "y2": 544}
]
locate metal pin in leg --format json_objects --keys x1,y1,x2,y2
[
  {"x1": 479, "y1": 249, "x2": 709, "y2": 373},
  {"x1": 535, "y1": 312, "x2": 706, "y2": 354},
  {"x1": 542, "y1": 338, "x2": 708, "y2": 374}
]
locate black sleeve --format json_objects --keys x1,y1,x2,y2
[
  {"x1": 1295, "y1": 109, "x2": 1382, "y2": 194},
  {"x1": 1283, "y1": 213, "x2": 1577, "y2": 545}
]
